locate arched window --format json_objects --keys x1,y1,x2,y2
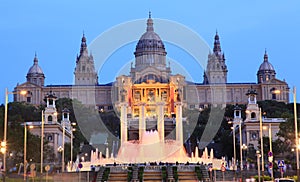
[
  {"x1": 270, "y1": 88, "x2": 276, "y2": 100},
  {"x1": 48, "y1": 135, "x2": 53, "y2": 141},
  {"x1": 48, "y1": 115, "x2": 53, "y2": 123},
  {"x1": 251, "y1": 112, "x2": 256, "y2": 119}
]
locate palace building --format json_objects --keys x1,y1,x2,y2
[{"x1": 14, "y1": 15, "x2": 289, "y2": 114}]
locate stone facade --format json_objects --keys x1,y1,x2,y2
[{"x1": 14, "y1": 16, "x2": 289, "y2": 111}]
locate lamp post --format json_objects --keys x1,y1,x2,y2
[
  {"x1": 228, "y1": 121, "x2": 237, "y2": 171},
  {"x1": 274, "y1": 86, "x2": 299, "y2": 180},
  {"x1": 262, "y1": 123, "x2": 273, "y2": 180},
  {"x1": 24, "y1": 122, "x2": 27, "y2": 181},
  {"x1": 259, "y1": 108, "x2": 264, "y2": 179},
  {"x1": 3, "y1": 88, "x2": 26, "y2": 182},
  {"x1": 40, "y1": 110, "x2": 44, "y2": 175},
  {"x1": 24, "y1": 122, "x2": 33, "y2": 181},
  {"x1": 61, "y1": 108, "x2": 71, "y2": 173},
  {"x1": 57, "y1": 146, "x2": 63, "y2": 172},
  {"x1": 242, "y1": 144, "x2": 248, "y2": 168},
  {"x1": 268, "y1": 123, "x2": 273, "y2": 180},
  {"x1": 233, "y1": 125, "x2": 236, "y2": 171},
  {"x1": 239, "y1": 122, "x2": 243, "y2": 171},
  {"x1": 70, "y1": 122, "x2": 76, "y2": 166},
  {"x1": 293, "y1": 87, "x2": 300, "y2": 181},
  {"x1": 257, "y1": 150, "x2": 261, "y2": 182},
  {"x1": 62, "y1": 122, "x2": 65, "y2": 173}
]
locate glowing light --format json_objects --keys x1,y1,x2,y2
[{"x1": 20, "y1": 90, "x2": 27, "y2": 95}]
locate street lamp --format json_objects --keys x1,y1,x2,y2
[
  {"x1": 257, "y1": 150, "x2": 261, "y2": 182},
  {"x1": 57, "y1": 146, "x2": 63, "y2": 172},
  {"x1": 263, "y1": 123, "x2": 274, "y2": 180},
  {"x1": 293, "y1": 87, "x2": 299, "y2": 180},
  {"x1": 259, "y1": 108, "x2": 264, "y2": 178},
  {"x1": 3, "y1": 88, "x2": 26, "y2": 181},
  {"x1": 274, "y1": 86, "x2": 299, "y2": 179},
  {"x1": 239, "y1": 122, "x2": 243, "y2": 171},
  {"x1": 61, "y1": 108, "x2": 70, "y2": 173},
  {"x1": 241, "y1": 144, "x2": 248, "y2": 166},
  {"x1": 40, "y1": 110, "x2": 44, "y2": 175},
  {"x1": 24, "y1": 122, "x2": 33, "y2": 181},
  {"x1": 70, "y1": 122, "x2": 76, "y2": 166},
  {"x1": 228, "y1": 121, "x2": 236, "y2": 171}
]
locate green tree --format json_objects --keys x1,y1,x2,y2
[{"x1": 276, "y1": 117, "x2": 300, "y2": 154}]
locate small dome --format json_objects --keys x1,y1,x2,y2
[
  {"x1": 258, "y1": 51, "x2": 275, "y2": 71},
  {"x1": 259, "y1": 61, "x2": 275, "y2": 71},
  {"x1": 27, "y1": 55, "x2": 44, "y2": 75}
]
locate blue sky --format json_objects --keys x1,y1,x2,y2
[{"x1": 1, "y1": 1, "x2": 300, "y2": 104}]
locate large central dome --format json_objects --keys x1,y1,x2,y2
[
  {"x1": 133, "y1": 14, "x2": 167, "y2": 72},
  {"x1": 134, "y1": 15, "x2": 167, "y2": 57}
]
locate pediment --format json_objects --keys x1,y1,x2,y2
[
  {"x1": 263, "y1": 78, "x2": 287, "y2": 85},
  {"x1": 15, "y1": 81, "x2": 43, "y2": 89}
]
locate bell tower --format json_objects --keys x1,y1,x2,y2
[
  {"x1": 61, "y1": 108, "x2": 71, "y2": 131},
  {"x1": 74, "y1": 33, "x2": 98, "y2": 85},
  {"x1": 203, "y1": 31, "x2": 228, "y2": 84},
  {"x1": 44, "y1": 91, "x2": 58, "y2": 124},
  {"x1": 245, "y1": 87, "x2": 259, "y2": 122}
]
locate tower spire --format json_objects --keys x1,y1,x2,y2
[
  {"x1": 146, "y1": 12, "x2": 154, "y2": 32},
  {"x1": 264, "y1": 48, "x2": 268, "y2": 62},
  {"x1": 34, "y1": 52, "x2": 38, "y2": 64},
  {"x1": 213, "y1": 31, "x2": 221, "y2": 56},
  {"x1": 80, "y1": 32, "x2": 87, "y2": 54}
]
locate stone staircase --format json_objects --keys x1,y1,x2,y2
[
  {"x1": 95, "y1": 167, "x2": 105, "y2": 182},
  {"x1": 143, "y1": 171, "x2": 163, "y2": 181},
  {"x1": 177, "y1": 171, "x2": 198, "y2": 182},
  {"x1": 199, "y1": 165, "x2": 210, "y2": 182},
  {"x1": 108, "y1": 171, "x2": 128, "y2": 182},
  {"x1": 93, "y1": 165, "x2": 212, "y2": 182}
]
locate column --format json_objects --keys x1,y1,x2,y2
[
  {"x1": 54, "y1": 133, "x2": 58, "y2": 157},
  {"x1": 157, "y1": 102, "x2": 165, "y2": 141},
  {"x1": 139, "y1": 102, "x2": 146, "y2": 141},
  {"x1": 120, "y1": 103, "x2": 128, "y2": 145},
  {"x1": 175, "y1": 102, "x2": 183, "y2": 144}
]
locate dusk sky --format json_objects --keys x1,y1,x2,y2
[{"x1": 1, "y1": 1, "x2": 300, "y2": 104}]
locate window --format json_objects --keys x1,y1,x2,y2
[
  {"x1": 26, "y1": 97, "x2": 31, "y2": 103},
  {"x1": 48, "y1": 115, "x2": 53, "y2": 123},
  {"x1": 235, "y1": 110, "x2": 240, "y2": 117},
  {"x1": 251, "y1": 112, "x2": 256, "y2": 119},
  {"x1": 48, "y1": 135, "x2": 53, "y2": 141},
  {"x1": 108, "y1": 105, "x2": 113, "y2": 110},
  {"x1": 250, "y1": 131, "x2": 258, "y2": 141},
  {"x1": 270, "y1": 88, "x2": 277, "y2": 100}
]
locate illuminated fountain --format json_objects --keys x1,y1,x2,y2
[{"x1": 69, "y1": 100, "x2": 225, "y2": 172}]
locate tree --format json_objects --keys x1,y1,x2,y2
[{"x1": 276, "y1": 117, "x2": 300, "y2": 155}]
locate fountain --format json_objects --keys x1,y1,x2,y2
[{"x1": 68, "y1": 100, "x2": 225, "y2": 172}]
